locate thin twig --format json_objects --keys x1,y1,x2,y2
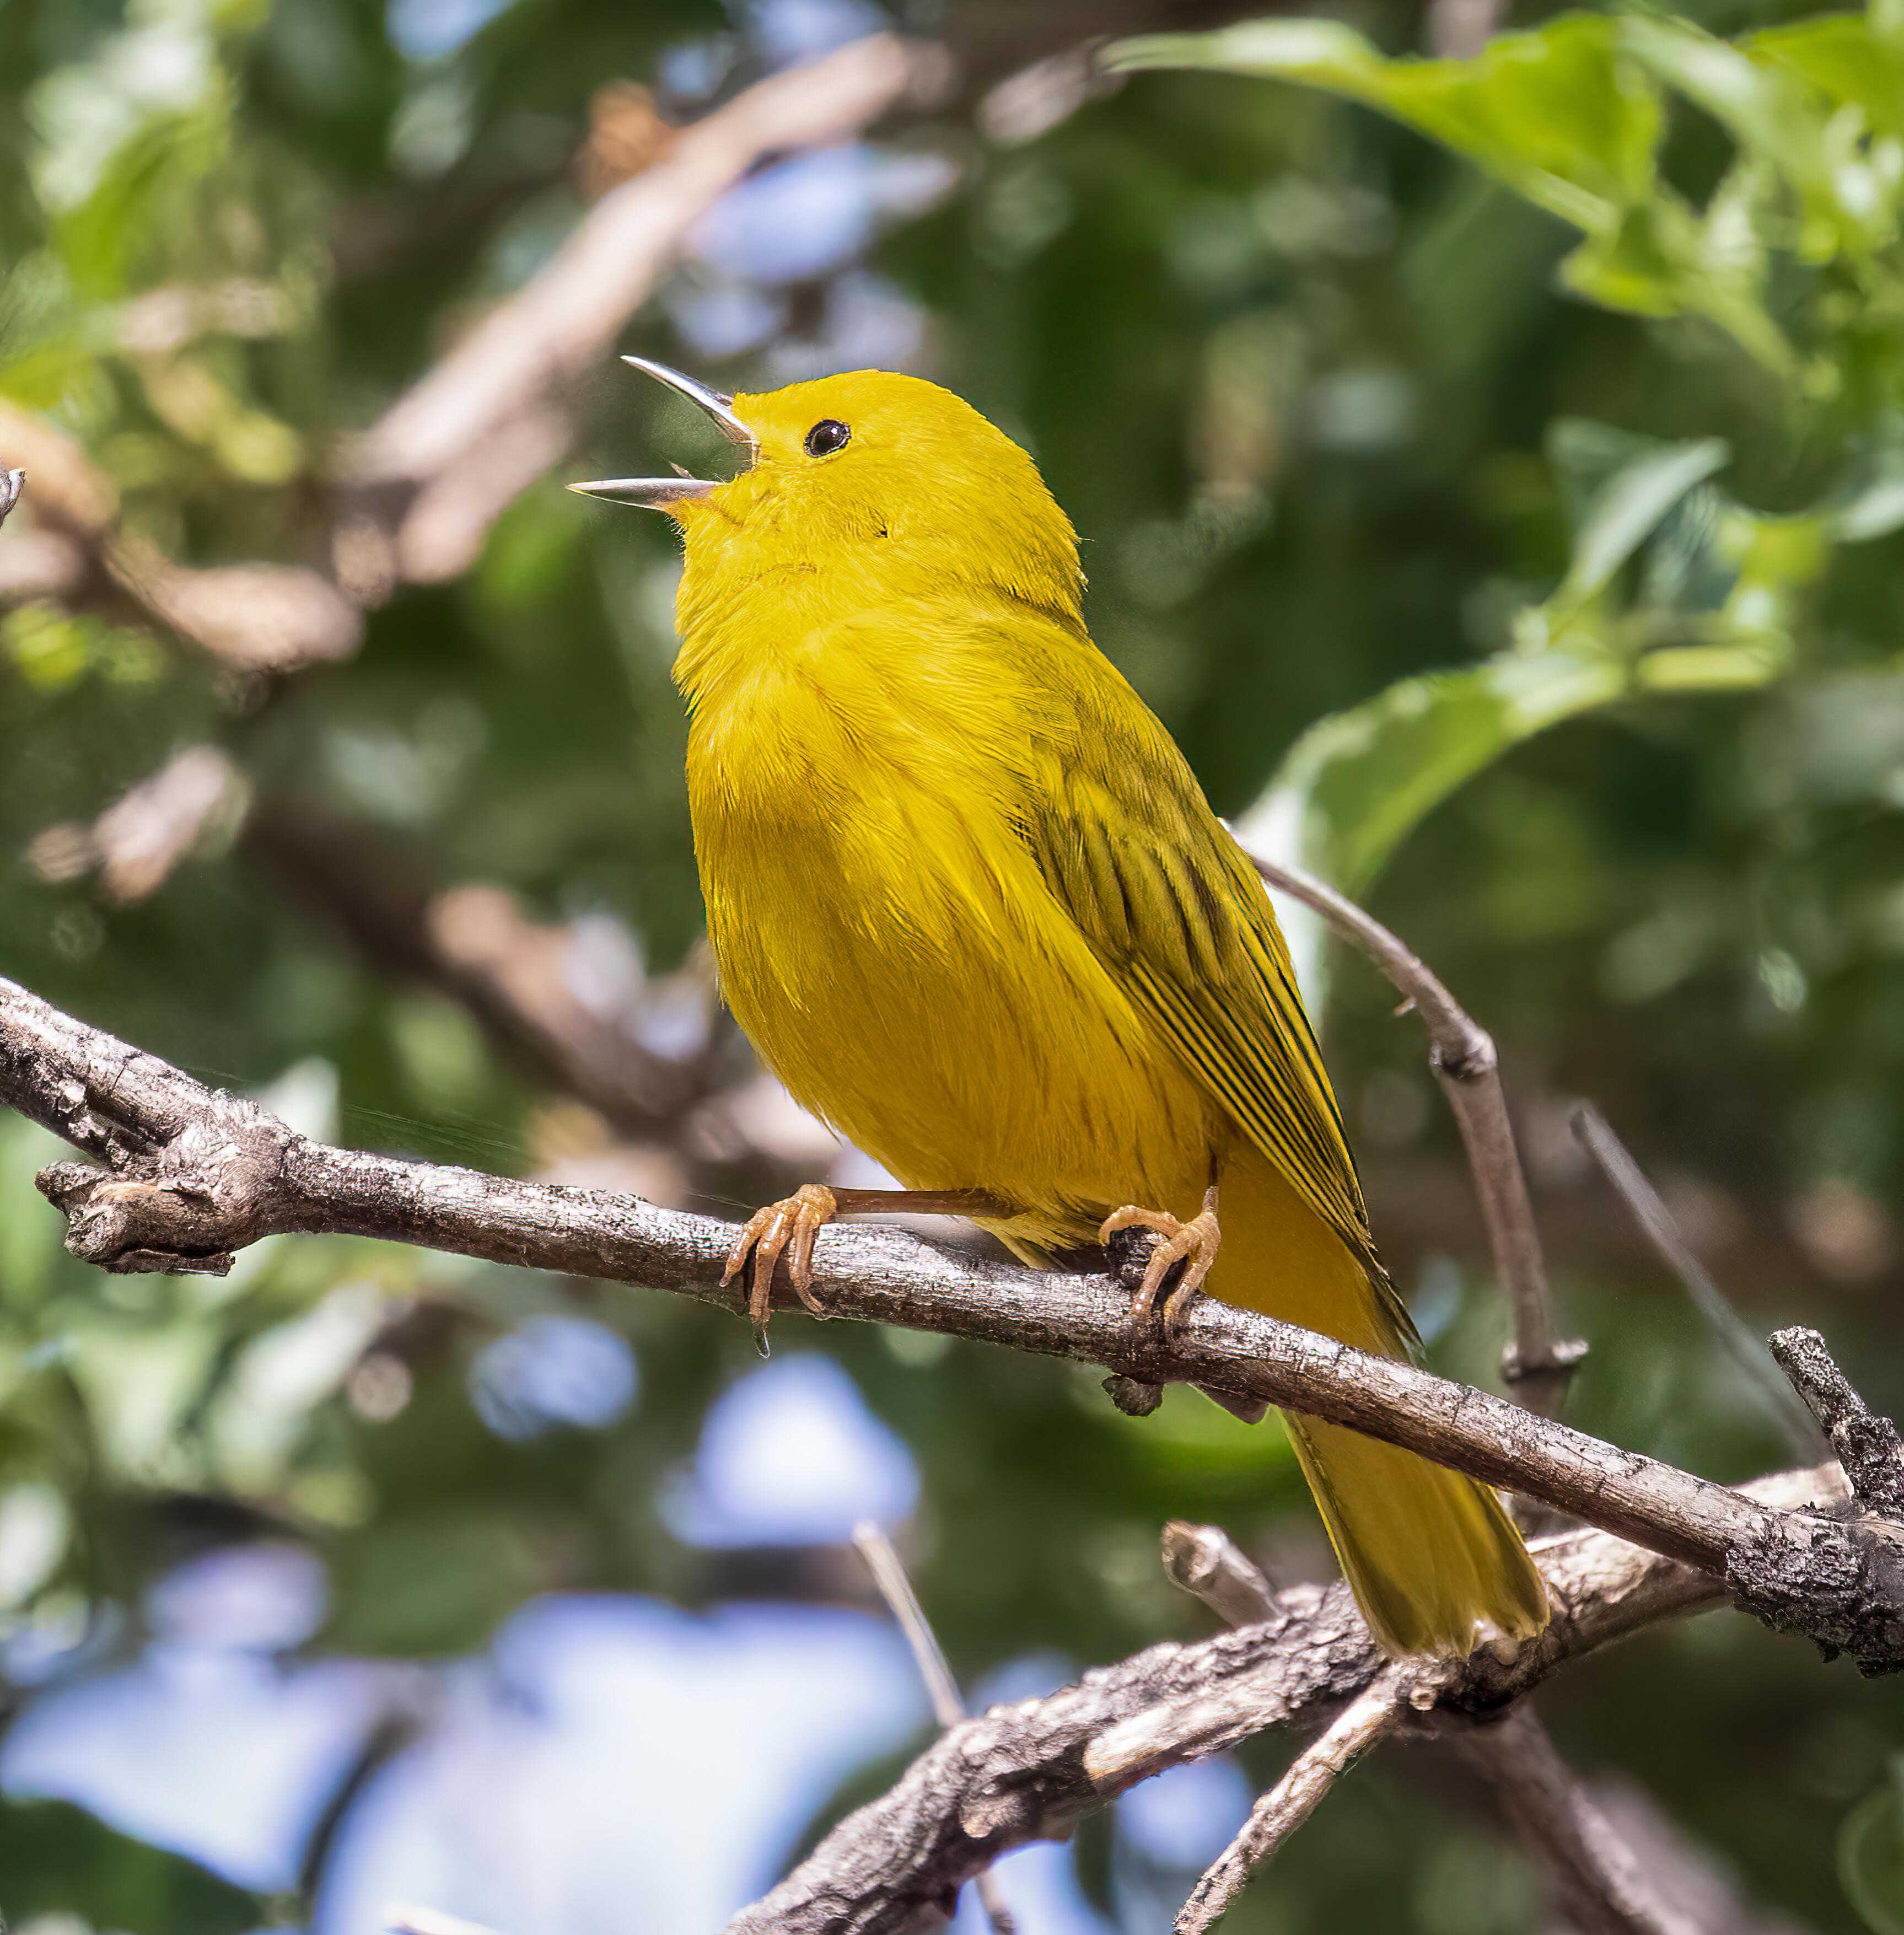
[
  {"x1": 1161, "y1": 1519, "x2": 1278, "y2": 1627},
  {"x1": 1448, "y1": 1709, "x2": 1703, "y2": 1935},
  {"x1": 1175, "y1": 1668, "x2": 1412, "y2": 1931},
  {"x1": 1159, "y1": 1520, "x2": 1712, "y2": 1934},
  {"x1": 4, "y1": 972, "x2": 1901, "y2": 1672},
  {"x1": 729, "y1": 1471, "x2": 1843, "y2": 1932},
  {"x1": 854, "y1": 1522, "x2": 967, "y2": 1730},
  {"x1": 1241, "y1": 846, "x2": 1585, "y2": 1415},
  {"x1": 387, "y1": 1908, "x2": 510, "y2": 1935},
  {"x1": 854, "y1": 1523, "x2": 1016, "y2": 1935},
  {"x1": 1767, "y1": 1327, "x2": 1904, "y2": 1518},
  {"x1": 1573, "y1": 1106, "x2": 1827, "y2": 1460}
]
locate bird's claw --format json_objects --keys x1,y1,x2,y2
[
  {"x1": 722, "y1": 1183, "x2": 838, "y2": 1353},
  {"x1": 1100, "y1": 1186, "x2": 1220, "y2": 1338}
]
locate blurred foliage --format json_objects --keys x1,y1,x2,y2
[
  {"x1": 7, "y1": 0, "x2": 1904, "y2": 1931},
  {"x1": 1843, "y1": 1759, "x2": 1904, "y2": 1935},
  {"x1": 0, "y1": 1796, "x2": 257, "y2": 1934}
]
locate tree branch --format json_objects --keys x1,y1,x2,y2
[
  {"x1": 0, "y1": 38, "x2": 940, "y2": 661},
  {"x1": 0, "y1": 407, "x2": 359, "y2": 671},
  {"x1": 1448, "y1": 1708, "x2": 1703, "y2": 1935},
  {"x1": 1176, "y1": 1667, "x2": 1412, "y2": 1931},
  {"x1": 1162, "y1": 1518, "x2": 1278, "y2": 1627},
  {"x1": 1768, "y1": 1327, "x2": 1904, "y2": 1519},
  {"x1": 1161, "y1": 1520, "x2": 1722, "y2": 1934},
  {"x1": 1573, "y1": 1105, "x2": 1825, "y2": 1459},
  {"x1": 853, "y1": 1523, "x2": 1015, "y2": 1935},
  {"x1": 28, "y1": 747, "x2": 243, "y2": 906},
  {"x1": 346, "y1": 35, "x2": 939, "y2": 568},
  {"x1": 1244, "y1": 850, "x2": 1585, "y2": 1415},
  {"x1": 3, "y1": 971, "x2": 1900, "y2": 1671},
  {"x1": 723, "y1": 1466, "x2": 1842, "y2": 1933}
]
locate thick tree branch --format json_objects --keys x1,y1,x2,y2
[
  {"x1": 3, "y1": 972, "x2": 1900, "y2": 1673},
  {"x1": 725, "y1": 1467, "x2": 1842, "y2": 1933},
  {"x1": 1245, "y1": 850, "x2": 1585, "y2": 1415}
]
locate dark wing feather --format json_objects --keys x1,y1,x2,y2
[{"x1": 1025, "y1": 708, "x2": 1396, "y2": 1308}]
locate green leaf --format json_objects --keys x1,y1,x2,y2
[
  {"x1": 1248, "y1": 648, "x2": 1626, "y2": 894},
  {"x1": 1110, "y1": 15, "x2": 1656, "y2": 230},
  {"x1": 1110, "y1": 12, "x2": 1798, "y2": 368},
  {"x1": 1750, "y1": 13, "x2": 1904, "y2": 142},
  {"x1": 1240, "y1": 420, "x2": 1808, "y2": 894},
  {"x1": 1625, "y1": 17, "x2": 1899, "y2": 261},
  {"x1": 0, "y1": 1797, "x2": 259, "y2": 1935},
  {"x1": 1843, "y1": 1760, "x2": 1904, "y2": 1935},
  {"x1": 1550, "y1": 428, "x2": 1730, "y2": 607}
]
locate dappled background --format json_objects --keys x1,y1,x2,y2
[{"x1": 6, "y1": 0, "x2": 1904, "y2": 1927}]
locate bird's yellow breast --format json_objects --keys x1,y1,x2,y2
[{"x1": 682, "y1": 596, "x2": 1216, "y2": 1250}]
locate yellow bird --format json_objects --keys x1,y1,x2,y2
[{"x1": 574, "y1": 359, "x2": 1547, "y2": 1658}]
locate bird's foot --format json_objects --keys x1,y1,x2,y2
[
  {"x1": 722, "y1": 1183, "x2": 837, "y2": 1353},
  {"x1": 1100, "y1": 1186, "x2": 1220, "y2": 1337}
]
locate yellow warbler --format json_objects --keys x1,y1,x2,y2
[{"x1": 574, "y1": 359, "x2": 1547, "y2": 1658}]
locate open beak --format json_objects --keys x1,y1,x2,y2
[{"x1": 568, "y1": 356, "x2": 758, "y2": 509}]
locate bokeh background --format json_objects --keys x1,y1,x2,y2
[{"x1": 6, "y1": 0, "x2": 1904, "y2": 1928}]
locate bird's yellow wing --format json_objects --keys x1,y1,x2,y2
[{"x1": 1023, "y1": 675, "x2": 1402, "y2": 1319}]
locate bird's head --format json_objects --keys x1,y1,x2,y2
[{"x1": 571, "y1": 361, "x2": 1083, "y2": 633}]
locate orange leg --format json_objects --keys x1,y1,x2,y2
[
  {"x1": 1100, "y1": 1185, "x2": 1221, "y2": 1336},
  {"x1": 723, "y1": 1184, "x2": 1010, "y2": 1352}
]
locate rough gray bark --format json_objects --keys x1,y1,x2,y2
[{"x1": 1768, "y1": 1326, "x2": 1904, "y2": 1517}]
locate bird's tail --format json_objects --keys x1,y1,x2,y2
[{"x1": 1212, "y1": 1147, "x2": 1548, "y2": 1658}]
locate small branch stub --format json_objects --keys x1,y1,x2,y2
[
  {"x1": 1161, "y1": 1520, "x2": 1279, "y2": 1628},
  {"x1": 1767, "y1": 1327, "x2": 1904, "y2": 1520}
]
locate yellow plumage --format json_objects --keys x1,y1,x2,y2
[{"x1": 653, "y1": 367, "x2": 1546, "y2": 1658}]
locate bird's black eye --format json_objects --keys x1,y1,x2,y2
[{"x1": 804, "y1": 418, "x2": 851, "y2": 458}]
